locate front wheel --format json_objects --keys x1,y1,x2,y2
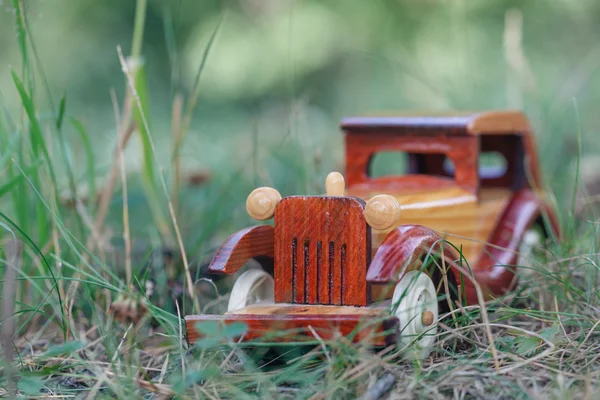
[
  {"x1": 228, "y1": 269, "x2": 275, "y2": 312},
  {"x1": 391, "y1": 270, "x2": 438, "y2": 360}
]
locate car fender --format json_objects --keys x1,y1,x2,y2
[
  {"x1": 207, "y1": 225, "x2": 274, "y2": 275},
  {"x1": 366, "y1": 224, "x2": 463, "y2": 285},
  {"x1": 468, "y1": 189, "x2": 560, "y2": 302}
]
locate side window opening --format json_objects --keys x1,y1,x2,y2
[
  {"x1": 369, "y1": 151, "x2": 408, "y2": 178},
  {"x1": 368, "y1": 152, "x2": 454, "y2": 179}
]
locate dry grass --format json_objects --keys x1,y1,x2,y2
[{"x1": 4, "y1": 236, "x2": 600, "y2": 398}]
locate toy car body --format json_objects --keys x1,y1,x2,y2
[{"x1": 185, "y1": 111, "x2": 560, "y2": 356}]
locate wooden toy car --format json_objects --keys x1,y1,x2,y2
[{"x1": 185, "y1": 111, "x2": 560, "y2": 358}]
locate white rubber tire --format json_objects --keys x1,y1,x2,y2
[
  {"x1": 517, "y1": 228, "x2": 543, "y2": 273},
  {"x1": 391, "y1": 270, "x2": 438, "y2": 360},
  {"x1": 228, "y1": 269, "x2": 275, "y2": 312}
]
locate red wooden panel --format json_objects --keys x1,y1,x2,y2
[
  {"x1": 185, "y1": 312, "x2": 397, "y2": 346},
  {"x1": 344, "y1": 133, "x2": 479, "y2": 195},
  {"x1": 274, "y1": 196, "x2": 371, "y2": 306},
  {"x1": 207, "y1": 225, "x2": 274, "y2": 275}
]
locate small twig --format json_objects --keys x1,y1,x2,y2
[
  {"x1": 51, "y1": 219, "x2": 66, "y2": 326},
  {"x1": 197, "y1": 277, "x2": 223, "y2": 313},
  {"x1": 94, "y1": 100, "x2": 134, "y2": 240},
  {"x1": 358, "y1": 373, "x2": 397, "y2": 400},
  {"x1": 308, "y1": 325, "x2": 332, "y2": 365},
  {"x1": 219, "y1": 332, "x2": 247, "y2": 369},
  {"x1": 175, "y1": 299, "x2": 186, "y2": 378},
  {"x1": 111, "y1": 322, "x2": 134, "y2": 364},
  {"x1": 171, "y1": 93, "x2": 184, "y2": 216},
  {"x1": 111, "y1": 88, "x2": 132, "y2": 287},
  {"x1": 435, "y1": 242, "x2": 462, "y2": 326},
  {"x1": 158, "y1": 353, "x2": 169, "y2": 384},
  {"x1": 570, "y1": 318, "x2": 600, "y2": 356},
  {"x1": 554, "y1": 295, "x2": 574, "y2": 348}
]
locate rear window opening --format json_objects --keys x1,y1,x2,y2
[{"x1": 479, "y1": 151, "x2": 508, "y2": 179}]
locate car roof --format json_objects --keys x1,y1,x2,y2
[{"x1": 340, "y1": 110, "x2": 531, "y2": 135}]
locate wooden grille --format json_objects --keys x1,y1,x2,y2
[{"x1": 274, "y1": 196, "x2": 371, "y2": 306}]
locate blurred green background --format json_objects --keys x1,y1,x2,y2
[{"x1": 1, "y1": 0, "x2": 598, "y2": 258}]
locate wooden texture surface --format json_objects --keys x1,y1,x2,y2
[
  {"x1": 467, "y1": 189, "x2": 560, "y2": 303},
  {"x1": 227, "y1": 303, "x2": 385, "y2": 316},
  {"x1": 364, "y1": 194, "x2": 402, "y2": 230},
  {"x1": 366, "y1": 224, "x2": 462, "y2": 284},
  {"x1": 274, "y1": 196, "x2": 371, "y2": 306},
  {"x1": 342, "y1": 110, "x2": 543, "y2": 193},
  {"x1": 207, "y1": 225, "x2": 274, "y2": 275},
  {"x1": 366, "y1": 188, "x2": 561, "y2": 304},
  {"x1": 340, "y1": 110, "x2": 530, "y2": 135},
  {"x1": 326, "y1": 171, "x2": 346, "y2": 196},
  {"x1": 345, "y1": 134, "x2": 479, "y2": 195},
  {"x1": 246, "y1": 187, "x2": 282, "y2": 220},
  {"x1": 348, "y1": 185, "x2": 511, "y2": 263},
  {"x1": 185, "y1": 311, "x2": 397, "y2": 346},
  {"x1": 386, "y1": 188, "x2": 509, "y2": 262}
]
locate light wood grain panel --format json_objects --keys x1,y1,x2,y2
[
  {"x1": 227, "y1": 303, "x2": 385, "y2": 316},
  {"x1": 348, "y1": 186, "x2": 511, "y2": 261}
]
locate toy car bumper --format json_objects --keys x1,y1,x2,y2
[{"x1": 185, "y1": 304, "x2": 399, "y2": 347}]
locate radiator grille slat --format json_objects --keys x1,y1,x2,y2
[
  {"x1": 328, "y1": 241, "x2": 334, "y2": 304},
  {"x1": 291, "y1": 238, "x2": 297, "y2": 303},
  {"x1": 341, "y1": 244, "x2": 347, "y2": 304},
  {"x1": 316, "y1": 241, "x2": 322, "y2": 303},
  {"x1": 303, "y1": 239, "x2": 310, "y2": 303},
  {"x1": 289, "y1": 239, "x2": 350, "y2": 305}
]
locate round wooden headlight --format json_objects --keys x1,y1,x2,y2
[
  {"x1": 364, "y1": 195, "x2": 401, "y2": 230},
  {"x1": 246, "y1": 187, "x2": 282, "y2": 220}
]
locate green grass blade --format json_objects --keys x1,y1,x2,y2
[
  {"x1": 70, "y1": 118, "x2": 96, "y2": 212},
  {"x1": 0, "y1": 162, "x2": 42, "y2": 199},
  {"x1": 0, "y1": 211, "x2": 66, "y2": 340},
  {"x1": 131, "y1": 62, "x2": 172, "y2": 242},
  {"x1": 14, "y1": 160, "x2": 122, "y2": 284},
  {"x1": 130, "y1": 0, "x2": 148, "y2": 59},
  {"x1": 51, "y1": 95, "x2": 80, "y2": 235},
  {"x1": 56, "y1": 95, "x2": 66, "y2": 130},
  {"x1": 11, "y1": 69, "x2": 58, "y2": 188},
  {"x1": 11, "y1": 69, "x2": 59, "y2": 246},
  {"x1": 12, "y1": 0, "x2": 32, "y2": 90}
]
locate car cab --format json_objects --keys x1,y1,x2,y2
[{"x1": 341, "y1": 111, "x2": 559, "y2": 301}]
